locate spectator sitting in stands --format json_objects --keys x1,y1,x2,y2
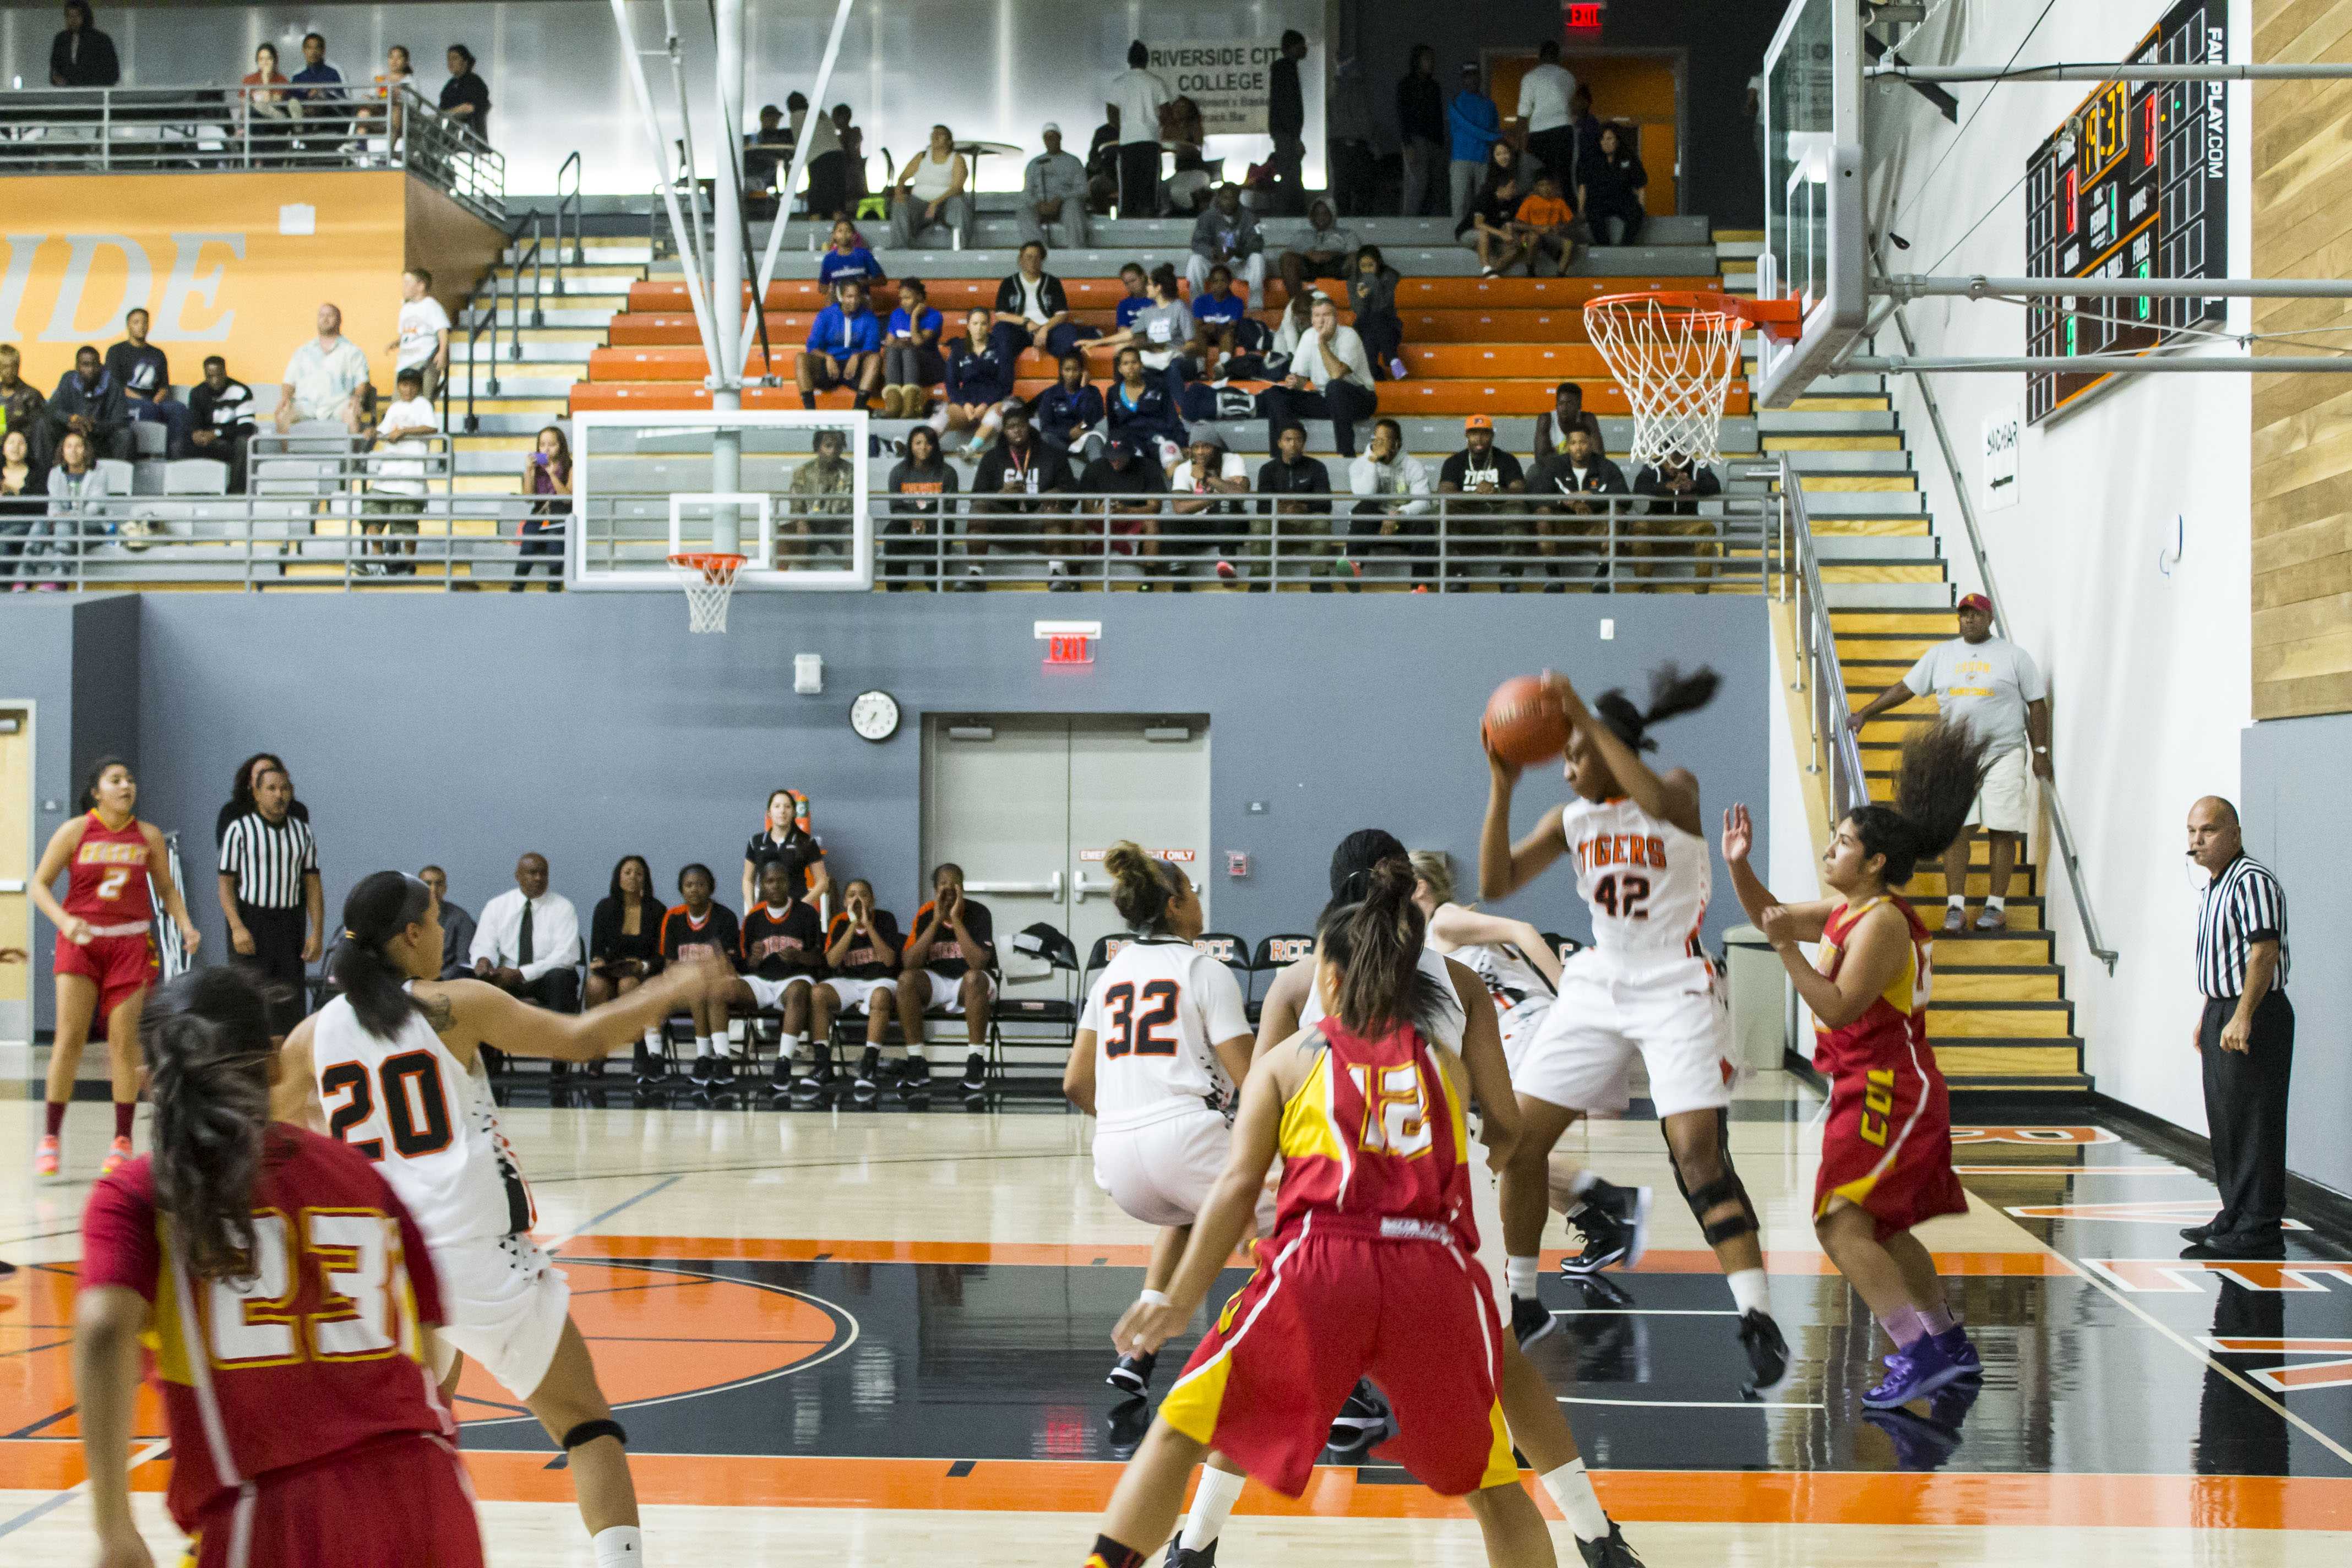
[
  {"x1": 471, "y1": 852, "x2": 582, "y2": 1021},
  {"x1": 1347, "y1": 246, "x2": 1408, "y2": 382},
  {"x1": 1532, "y1": 380, "x2": 1604, "y2": 466},
  {"x1": 291, "y1": 31, "x2": 346, "y2": 139},
  {"x1": 276, "y1": 303, "x2": 368, "y2": 433},
  {"x1": 49, "y1": 345, "x2": 130, "y2": 465},
  {"x1": 660, "y1": 863, "x2": 744, "y2": 1086},
  {"x1": 1021, "y1": 122, "x2": 1091, "y2": 251},
  {"x1": 737, "y1": 859, "x2": 824, "y2": 1086},
  {"x1": 896, "y1": 863, "x2": 996, "y2": 1096},
  {"x1": 1343, "y1": 417, "x2": 1434, "y2": 587},
  {"x1": 1277, "y1": 199, "x2": 1361, "y2": 309},
  {"x1": 883, "y1": 423, "x2": 957, "y2": 589},
  {"x1": 807, "y1": 879, "x2": 904, "y2": 1095},
  {"x1": 1527, "y1": 423, "x2": 1629, "y2": 591},
  {"x1": 1185, "y1": 263, "x2": 1252, "y2": 379},
  {"x1": 188, "y1": 357, "x2": 255, "y2": 491},
  {"x1": 785, "y1": 426, "x2": 855, "y2": 562},
  {"x1": 51, "y1": 2, "x2": 119, "y2": 88},
  {"x1": 360, "y1": 367, "x2": 435, "y2": 576},
  {"x1": 879, "y1": 276, "x2": 944, "y2": 419},
  {"x1": 1259, "y1": 420, "x2": 1335, "y2": 591},
  {"x1": 1447, "y1": 63, "x2": 1502, "y2": 225},
  {"x1": 241, "y1": 41, "x2": 292, "y2": 132},
  {"x1": 889, "y1": 123, "x2": 972, "y2": 249},
  {"x1": 1113, "y1": 262, "x2": 1151, "y2": 330},
  {"x1": 1077, "y1": 434, "x2": 1167, "y2": 575},
  {"x1": 1096, "y1": 263, "x2": 1196, "y2": 413},
  {"x1": 438, "y1": 43, "x2": 491, "y2": 143},
  {"x1": 1461, "y1": 141, "x2": 1534, "y2": 276},
  {"x1": 0, "y1": 346, "x2": 51, "y2": 470},
  {"x1": 0, "y1": 429, "x2": 49, "y2": 590},
  {"x1": 111, "y1": 313, "x2": 191, "y2": 460},
  {"x1": 103, "y1": 308, "x2": 166, "y2": 399},
  {"x1": 1167, "y1": 428, "x2": 1251, "y2": 589},
  {"x1": 798, "y1": 277, "x2": 883, "y2": 411},
  {"x1": 933, "y1": 306, "x2": 1018, "y2": 450},
  {"x1": 1512, "y1": 172, "x2": 1579, "y2": 276},
  {"x1": 514, "y1": 423, "x2": 570, "y2": 592},
  {"x1": 1187, "y1": 184, "x2": 1266, "y2": 301},
  {"x1": 1439, "y1": 412, "x2": 1528, "y2": 591},
  {"x1": 1580, "y1": 124, "x2": 1649, "y2": 246},
  {"x1": 816, "y1": 219, "x2": 886, "y2": 290},
  {"x1": 391, "y1": 267, "x2": 450, "y2": 402},
  {"x1": 970, "y1": 402, "x2": 1077, "y2": 589},
  {"x1": 743, "y1": 102, "x2": 792, "y2": 202},
  {"x1": 36, "y1": 429, "x2": 102, "y2": 579},
  {"x1": 992, "y1": 241, "x2": 1093, "y2": 362},
  {"x1": 586, "y1": 854, "x2": 658, "y2": 1080},
  {"x1": 418, "y1": 865, "x2": 475, "y2": 981},
  {"x1": 1032, "y1": 352, "x2": 1108, "y2": 465},
  {"x1": 1260, "y1": 292, "x2": 1376, "y2": 459},
  {"x1": 1103, "y1": 344, "x2": 1186, "y2": 470},
  {"x1": 1634, "y1": 448, "x2": 1722, "y2": 590},
  {"x1": 374, "y1": 44, "x2": 415, "y2": 146},
  {"x1": 1164, "y1": 96, "x2": 1215, "y2": 215}
]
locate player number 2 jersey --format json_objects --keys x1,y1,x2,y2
[
  {"x1": 1558, "y1": 794, "x2": 1709, "y2": 962},
  {"x1": 65, "y1": 810, "x2": 154, "y2": 925},
  {"x1": 311, "y1": 990, "x2": 535, "y2": 1246},
  {"x1": 1082, "y1": 937, "x2": 1250, "y2": 1134}
]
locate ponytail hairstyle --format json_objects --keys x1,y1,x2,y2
[
  {"x1": 1592, "y1": 663, "x2": 1721, "y2": 754},
  {"x1": 1327, "y1": 827, "x2": 1408, "y2": 907},
  {"x1": 1104, "y1": 840, "x2": 1184, "y2": 934},
  {"x1": 141, "y1": 967, "x2": 277, "y2": 1283},
  {"x1": 1844, "y1": 720, "x2": 1994, "y2": 886},
  {"x1": 1315, "y1": 854, "x2": 1445, "y2": 1035},
  {"x1": 79, "y1": 753, "x2": 133, "y2": 812},
  {"x1": 333, "y1": 870, "x2": 434, "y2": 1039},
  {"x1": 1407, "y1": 848, "x2": 1455, "y2": 906}
]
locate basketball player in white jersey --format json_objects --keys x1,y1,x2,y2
[
  {"x1": 274, "y1": 870, "x2": 733, "y2": 1568},
  {"x1": 1482, "y1": 666, "x2": 1789, "y2": 1395},
  {"x1": 1409, "y1": 850, "x2": 1653, "y2": 1278}
]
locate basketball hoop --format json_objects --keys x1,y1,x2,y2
[
  {"x1": 669, "y1": 552, "x2": 746, "y2": 633},
  {"x1": 1583, "y1": 291, "x2": 1777, "y2": 469}
]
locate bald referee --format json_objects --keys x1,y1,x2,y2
[{"x1": 2181, "y1": 796, "x2": 2293, "y2": 1260}]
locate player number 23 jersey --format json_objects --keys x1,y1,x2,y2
[
  {"x1": 1559, "y1": 794, "x2": 1709, "y2": 960},
  {"x1": 1082, "y1": 938, "x2": 1251, "y2": 1134}
]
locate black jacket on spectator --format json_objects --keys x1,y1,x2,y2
[
  {"x1": 1031, "y1": 383, "x2": 1106, "y2": 447},
  {"x1": 1634, "y1": 461, "x2": 1722, "y2": 516},
  {"x1": 993, "y1": 270, "x2": 1072, "y2": 322},
  {"x1": 1256, "y1": 453, "x2": 1331, "y2": 511},
  {"x1": 972, "y1": 434, "x2": 1075, "y2": 510},
  {"x1": 1077, "y1": 451, "x2": 1166, "y2": 501},
  {"x1": 439, "y1": 70, "x2": 491, "y2": 141},
  {"x1": 1528, "y1": 451, "x2": 1631, "y2": 502},
  {"x1": 1105, "y1": 379, "x2": 1186, "y2": 452},
  {"x1": 0, "y1": 382, "x2": 51, "y2": 468},
  {"x1": 591, "y1": 894, "x2": 666, "y2": 975},
  {"x1": 189, "y1": 378, "x2": 256, "y2": 434},
  {"x1": 1270, "y1": 57, "x2": 1304, "y2": 138},
  {"x1": 51, "y1": 20, "x2": 119, "y2": 86},
  {"x1": 1397, "y1": 73, "x2": 1444, "y2": 144},
  {"x1": 1581, "y1": 149, "x2": 1649, "y2": 212},
  {"x1": 942, "y1": 334, "x2": 1016, "y2": 406},
  {"x1": 47, "y1": 368, "x2": 128, "y2": 445},
  {"x1": 105, "y1": 342, "x2": 168, "y2": 396},
  {"x1": 1458, "y1": 177, "x2": 1525, "y2": 239}
]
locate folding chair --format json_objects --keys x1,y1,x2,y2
[
  {"x1": 1192, "y1": 931, "x2": 1253, "y2": 1017},
  {"x1": 997, "y1": 922, "x2": 1085, "y2": 1083},
  {"x1": 1246, "y1": 933, "x2": 1316, "y2": 1025}
]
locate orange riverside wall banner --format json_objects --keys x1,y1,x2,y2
[{"x1": 0, "y1": 171, "x2": 418, "y2": 395}]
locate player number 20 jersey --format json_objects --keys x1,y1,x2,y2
[
  {"x1": 1558, "y1": 794, "x2": 1709, "y2": 961},
  {"x1": 1082, "y1": 937, "x2": 1251, "y2": 1134}
]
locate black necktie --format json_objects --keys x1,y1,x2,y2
[{"x1": 518, "y1": 901, "x2": 535, "y2": 967}]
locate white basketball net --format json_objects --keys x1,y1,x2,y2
[
  {"x1": 1583, "y1": 295, "x2": 1750, "y2": 469},
  {"x1": 672, "y1": 554, "x2": 744, "y2": 634}
]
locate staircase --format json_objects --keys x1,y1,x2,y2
[{"x1": 1727, "y1": 229, "x2": 2090, "y2": 1097}]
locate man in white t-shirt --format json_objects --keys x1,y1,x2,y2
[
  {"x1": 276, "y1": 301, "x2": 369, "y2": 432},
  {"x1": 1106, "y1": 40, "x2": 1172, "y2": 217},
  {"x1": 362, "y1": 366, "x2": 439, "y2": 576},
  {"x1": 1167, "y1": 429, "x2": 1251, "y2": 587},
  {"x1": 1516, "y1": 39, "x2": 1578, "y2": 192},
  {"x1": 389, "y1": 267, "x2": 450, "y2": 401},
  {"x1": 1848, "y1": 592, "x2": 2053, "y2": 932}
]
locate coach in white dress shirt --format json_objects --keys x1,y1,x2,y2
[{"x1": 470, "y1": 851, "x2": 582, "y2": 1011}]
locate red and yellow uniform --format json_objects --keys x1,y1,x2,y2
[
  {"x1": 1155, "y1": 1017, "x2": 1518, "y2": 1499},
  {"x1": 1812, "y1": 896, "x2": 1967, "y2": 1240},
  {"x1": 78, "y1": 1125, "x2": 484, "y2": 1567},
  {"x1": 54, "y1": 811, "x2": 160, "y2": 1016}
]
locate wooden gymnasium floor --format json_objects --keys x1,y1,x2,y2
[{"x1": 4, "y1": 1071, "x2": 2350, "y2": 1565}]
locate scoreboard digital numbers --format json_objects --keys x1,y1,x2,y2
[{"x1": 2023, "y1": 0, "x2": 2228, "y2": 424}]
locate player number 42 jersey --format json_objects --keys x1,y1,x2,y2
[
  {"x1": 1558, "y1": 794, "x2": 1709, "y2": 961},
  {"x1": 1082, "y1": 938, "x2": 1251, "y2": 1135}
]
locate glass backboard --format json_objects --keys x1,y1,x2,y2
[{"x1": 1758, "y1": 0, "x2": 1866, "y2": 407}]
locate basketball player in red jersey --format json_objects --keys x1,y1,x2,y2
[
  {"x1": 1719, "y1": 721, "x2": 1990, "y2": 1410},
  {"x1": 29, "y1": 756, "x2": 202, "y2": 1179},
  {"x1": 75, "y1": 966, "x2": 482, "y2": 1568},
  {"x1": 1082, "y1": 858, "x2": 1562, "y2": 1568}
]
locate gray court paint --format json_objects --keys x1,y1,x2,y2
[{"x1": 1, "y1": 593, "x2": 1768, "y2": 1033}]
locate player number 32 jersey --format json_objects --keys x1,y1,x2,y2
[
  {"x1": 1558, "y1": 794, "x2": 1709, "y2": 961},
  {"x1": 1082, "y1": 937, "x2": 1250, "y2": 1134}
]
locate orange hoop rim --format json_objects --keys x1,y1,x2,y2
[
  {"x1": 669, "y1": 551, "x2": 748, "y2": 579},
  {"x1": 1583, "y1": 290, "x2": 1803, "y2": 342}
]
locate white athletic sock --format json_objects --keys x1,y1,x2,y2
[
  {"x1": 641, "y1": 1025, "x2": 661, "y2": 1049},
  {"x1": 1728, "y1": 1267, "x2": 1771, "y2": 1319},
  {"x1": 1539, "y1": 1458, "x2": 1611, "y2": 1543},
  {"x1": 1569, "y1": 1168, "x2": 1600, "y2": 1199},
  {"x1": 1946, "y1": 894, "x2": 1966, "y2": 909},
  {"x1": 1985, "y1": 895, "x2": 2007, "y2": 911},
  {"x1": 907, "y1": 1044, "x2": 927, "y2": 1064},
  {"x1": 693, "y1": 1036, "x2": 711, "y2": 1058},
  {"x1": 1179, "y1": 1465, "x2": 1247, "y2": 1553},
  {"x1": 1505, "y1": 1255, "x2": 1540, "y2": 1300},
  {"x1": 591, "y1": 1525, "x2": 643, "y2": 1566},
  {"x1": 780, "y1": 1031, "x2": 804, "y2": 1059}
]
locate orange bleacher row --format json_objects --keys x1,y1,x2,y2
[{"x1": 578, "y1": 274, "x2": 1752, "y2": 420}]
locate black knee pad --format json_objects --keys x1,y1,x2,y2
[
  {"x1": 562, "y1": 1418, "x2": 628, "y2": 1451},
  {"x1": 1665, "y1": 1109, "x2": 1758, "y2": 1243}
]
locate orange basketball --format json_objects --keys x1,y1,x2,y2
[{"x1": 1483, "y1": 674, "x2": 1569, "y2": 765}]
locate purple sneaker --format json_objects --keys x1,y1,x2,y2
[
  {"x1": 1934, "y1": 1325, "x2": 1983, "y2": 1380},
  {"x1": 1863, "y1": 1331, "x2": 1970, "y2": 1409}
]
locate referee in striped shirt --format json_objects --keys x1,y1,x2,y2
[
  {"x1": 216, "y1": 763, "x2": 322, "y2": 1033},
  {"x1": 2182, "y1": 796, "x2": 2294, "y2": 1259}
]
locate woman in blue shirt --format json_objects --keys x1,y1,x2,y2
[
  {"x1": 815, "y1": 219, "x2": 885, "y2": 289},
  {"x1": 1104, "y1": 344, "x2": 1186, "y2": 462},
  {"x1": 934, "y1": 306, "x2": 1017, "y2": 448},
  {"x1": 1030, "y1": 352, "x2": 1107, "y2": 465},
  {"x1": 881, "y1": 276, "x2": 945, "y2": 418}
]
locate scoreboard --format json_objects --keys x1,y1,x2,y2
[{"x1": 2024, "y1": 0, "x2": 2228, "y2": 424}]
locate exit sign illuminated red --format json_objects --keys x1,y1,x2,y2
[
  {"x1": 1045, "y1": 634, "x2": 1092, "y2": 666},
  {"x1": 1565, "y1": 1, "x2": 1605, "y2": 33}
]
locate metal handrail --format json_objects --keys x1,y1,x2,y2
[
  {"x1": 445, "y1": 209, "x2": 551, "y2": 435},
  {"x1": 1770, "y1": 453, "x2": 1871, "y2": 823},
  {"x1": 554, "y1": 150, "x2": 586, "y2": 277}
]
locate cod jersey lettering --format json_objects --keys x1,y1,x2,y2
[
  {"x1": 310, "y1": 992, "x2": 533, "y2": 1244},
  {"x1": 1560, "y1": 795, "x2": 1708, "y2": 958},
  {"x1": 65, "y1": 810, "x2": 155, "y2": 924},
  {"x1": 75, "y1": 1127, "x2": 453, "y2": 1534},
  {"x1": 1081, "y1": 936, "x2": 1251, "y2": 1133}
]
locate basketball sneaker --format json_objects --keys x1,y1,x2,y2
[
  {"x1": 1166, "y1": 1541, "x2": 1217, "y2": 1568},
  {"x1": 1326, "y1": 1380, "x2": 1391, "y2": 1455},
  {"x1": 794, "y1": 1060, "x2": 832, "y2": 1094},
  {"x1": 1510, "y1": 1293, "x2": 1558, "y2": 1349},
  {"x1": 100, "y1": 1136, "x2": 133, "y2": 1178},
  {"x1": 853, "y1": 1047, "x2": 883, "y2": 1091},
  {"x1": 1932, "y1": 1325, "x2": 1983, "y2": 1380},
  {"x1": 898, "y1": 1058, "x2": 933, "y2": 1101},
  {"x1": 1738, "y1": 1309, "x2": 1791, "y2": 1396},
  {"x1": 1576, "y1": 1523, "x2": 1647, "y2": 1567},
  {"x1": 1862, "y1": 1330, "x2": 1970, "y2": 1410},
  {"x1": 633, "y1": 1042, "x2": 664, "y2": 1084},
  {"x1": 34, "y1": 1135, "x2": 59, "y2": 1178},
  {"x1": 1560, "y1": 1179, "x2": 1651, "y2": 1276},
  {"x1": 688, "y1": 1054, "x2": 718, "y2": 1087},
  {"x1": 960, "y1": 1053, "x2": 988, "y2": 1093},
  {"x1": 1107, "y1": 1351, "x2": 1156, "y2": 1396}
]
